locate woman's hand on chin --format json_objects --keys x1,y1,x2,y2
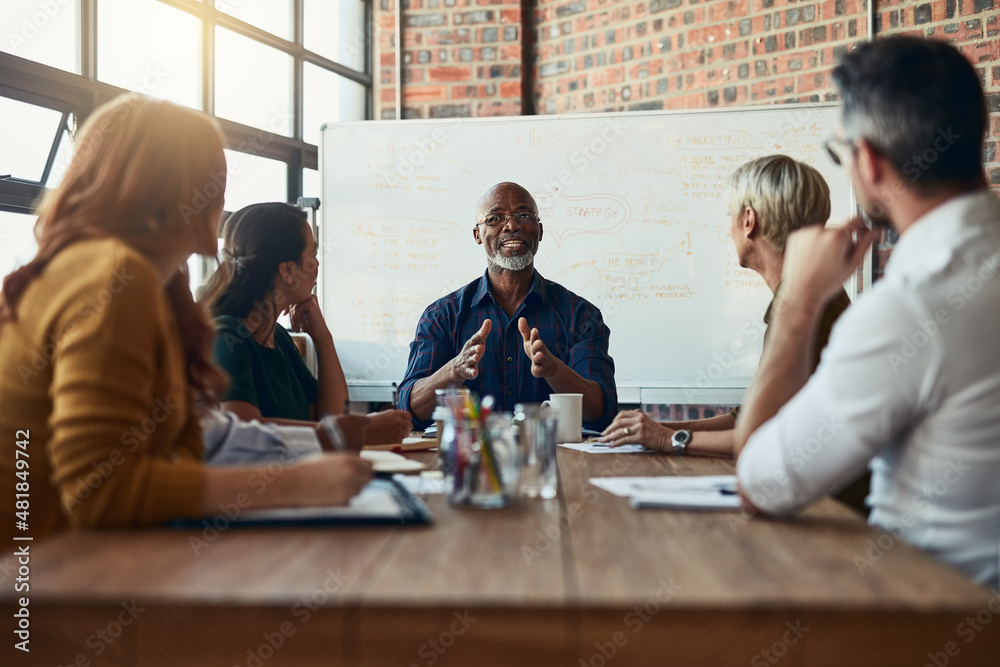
[{"x1": 288, "y1": 295, "x2": 331, "y2": 342}]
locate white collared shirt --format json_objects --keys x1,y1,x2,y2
[{"x1": 737, "y1": 189, "x2": 1000, "y2": 588}]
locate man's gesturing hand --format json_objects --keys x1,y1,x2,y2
[
  {"x1": 519, "y1": 317, "x2": 559, "y2": 378},
  {"x1": 452, "y1": 319, "x2": 492, "y2": 382}
]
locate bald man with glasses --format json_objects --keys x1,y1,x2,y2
[{"x1": 397, "y1": 181, "x2": 618, "y2": 429}]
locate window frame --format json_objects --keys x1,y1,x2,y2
[
  {"x1": 0, "y1": 85, "x2": 74, "y2": 188},
  {"x1": 0, "y1": 0, "x2": 372, "y2": 215}
]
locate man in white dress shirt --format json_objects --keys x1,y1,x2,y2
[{"x1": 734, "y1": 36, "x2": 1000, "y2": 588}]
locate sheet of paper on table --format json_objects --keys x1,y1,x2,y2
[
  {"x1": 559, "y1": 442, "x2": 653, "y2": 454},
  {"x1": 394, "y1": 473, "x2": 448, "y2": 495},
  {"x1": 589, "y1": 475, "x2": 741, "y2": 511},
  {"x1": 243, "y1": 484, "x2": 406, "y2": 519}
]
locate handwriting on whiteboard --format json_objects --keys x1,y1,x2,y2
[
  {"x1": 668, "y1": 130, "x2": 752, "y2": 151},
  {"x1": 535, "y1": 190, "x2": 631, "y2": 247}
]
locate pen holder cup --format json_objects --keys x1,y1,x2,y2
[{"x1": 442, "y1": 414, "x2": 519, "y2": 509}]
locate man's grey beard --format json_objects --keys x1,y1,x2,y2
[{"x1": 488, "y1": 248, "x2": 535, "y2": 271}]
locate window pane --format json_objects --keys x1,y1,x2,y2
[
  {"x1": 188, "y1": 239, "x2": 222, "y2": 299},
  {"x1": 45, "y1": 116, "x2": 75, "y2": 189},
  {"x1": 215, "y1": 0, "x2": 292, "y2": 41},
  {"x1": 0, "y1": 0, "x2": 79, "y2": 73},
  {"x1": 304, "y1": 0, "x2": 366, "y2": 72},
  {"x1": 0, "y1": 211, "x2": 38, "y2": 280},
  {"x1": 303, "y1": 63, "x2": 366, "y2": 146},
  {"x1": 215, "y1": 27, "x2": 292, "y2": 136},
  {"x1": 98, "y1": 0, "x2": 201, "y2": 109},
  {"x1": 0, "y1": 97, "x2": 63, "y2": 182},
  {"x1": 224, "y1": 149, "x2": 287, "y2": 211},
  {"x1": 302, "y1": 168, "x2": 320, "y2": 199}
]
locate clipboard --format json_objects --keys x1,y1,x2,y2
[{"x1": 171, "y1": 477, "x2": 433, "y2": 528}]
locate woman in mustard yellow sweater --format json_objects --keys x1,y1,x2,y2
[{"x1": 0, "y1": 95, "x2": 371, "y2": 541}]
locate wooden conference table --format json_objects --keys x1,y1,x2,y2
[{"x1": 3, "y1": 448, "x2": 998, "y2": 666}]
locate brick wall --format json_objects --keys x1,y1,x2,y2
[
  {"x1": 533, "y1": 0, "x2": 867, "y2": 112},
  {"x1": 878, "y1": 0, "x2": 1000, "y2": 190},
  {"x1": 643, "y1": 403, "x2": 739, "y2": 419},
  {"x1": 375, "y1": 0, "x2": 524, "y2": 119},
  {"x1": 375, "y1": 0, "x2": 1000, "y2": 186},
  {"x1": 529, "y1": 0, "x2": 999, "y2": 183}
]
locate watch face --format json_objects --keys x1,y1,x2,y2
[{"x1": 675, "y1": 430, "x2": 691, "y2": 445}]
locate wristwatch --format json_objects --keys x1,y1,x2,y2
[{"x1": 670, "y1": 430, "x2": 691, "y2": 456}]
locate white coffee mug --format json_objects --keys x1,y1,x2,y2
[{"x1": 541, "y1": 393, "x2": 583, "y2": 443}]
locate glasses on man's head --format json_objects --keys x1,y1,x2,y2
[
  {"x1": 824, "y1": 136, "x2": 858, "y2": 167},
  {"x1": 475, "y1": 212, "x2": 540, "y2": 228}
]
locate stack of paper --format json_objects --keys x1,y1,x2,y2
[{"x1": 589, "y1": 475, "x2": 741, "y2": 511}]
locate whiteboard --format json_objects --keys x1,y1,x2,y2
[{"x1": 319, "y1": 104, "x2": 854, "y2": 403}]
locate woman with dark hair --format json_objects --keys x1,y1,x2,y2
[
  {"x1": 0, "y1": 96, "x2": 372, "y2": 540},
  {"x1": 201, "y1": 203, "x2": 412, "y2": 443}
]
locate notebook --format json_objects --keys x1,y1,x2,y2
[{"x1": 361, "y1": 449, "x2": 426, "y2": 473}]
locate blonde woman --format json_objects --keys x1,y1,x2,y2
[
  {"x1": 602, "y1": 156, "x2": 852, "y2": 458},
  {"x1": 0, "y1": 95, "x2": 371, "y2": 540}
]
